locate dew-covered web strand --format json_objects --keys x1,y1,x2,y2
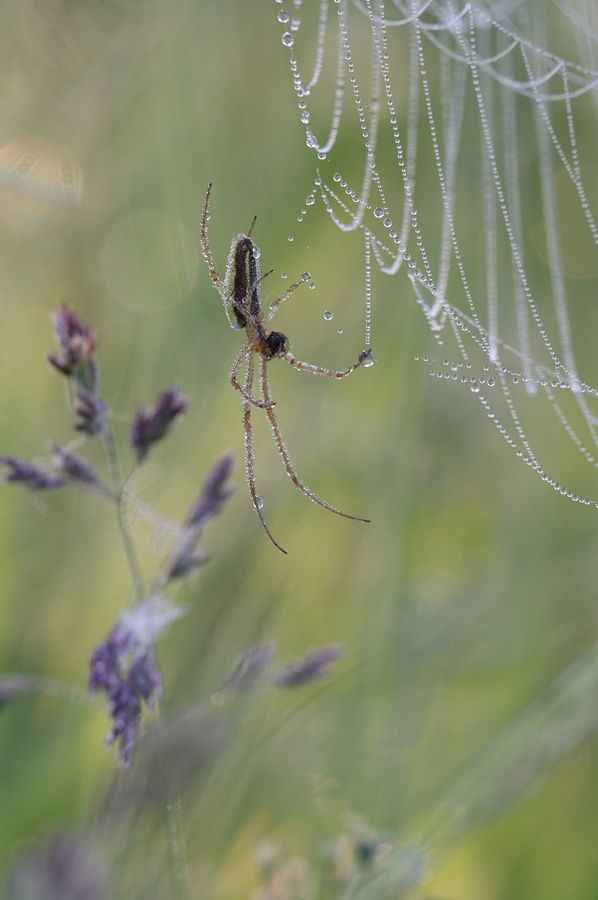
[{"x1": 275, "y1": 0, "x2": 598, "y2": 505}]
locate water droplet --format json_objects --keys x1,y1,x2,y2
[
  {"x1": 281, "y1": 272, "x2": 288, "y2": 279},
  {"x1": 288, "y1": 235, "x2": 294, "y2": 242},
  {"x1": 373, "y1": 206, "x2": 384, "y2": 218},
  {"x1": 306, "y1": 194, "x2": 315, "y2": 206},
  {"x1": 333, "y1": 173, "x2": 342, "y2": 182},
  {"x1": 389, "y1": 229, "x2": 397, "y2": 238},
  {"x1": 512, "y1": 377, "x2": 519, "y2": 384},
  {"x1": 461, "y1": 376, "x2": 467, "y2": 383},
  {"x1": 298, "y1": 99, "x2": 307, "y2": 109},
  {"x1": 301, "y1": 112, "x2": 310, "y2": 124},
  {"x1": 255, "y1": 495, "x2": 264, "y2": 508},
  {"x1": 414, "y1": 355, "x2": 419, "y2": 361},
  {"x1": 301, "y1": 271, "x2": 310, "y2": 281},
  {"x1": 451, "y1": 363, "x2": 458, "y2": 372},
  {"x1": 252, "y1": 246, "x2": 261, "y2": 258},
  {"x1": 205, "y1": 211, "x2": 211, "y2": 221},
  {"x1": 338, "y1": 328, "x2": 343, "y2": 334},
  {"x1": 282, "y1": 32, "x2": 294, "y2": 47},
  {"x1": 359, "y1": 348, "x2": 376, "y2": 367},
  {"x1": 309, "y1": 282, "x2": 316, "y2": 289},
  {"x1": 443, "y1": 359, "x2": 449, "y2": 366},
  {"x1": 383, "y1": 217, "x2": 392, "y2": 228},
  {"x1": 340, "y1": 179, "x2": 347, "y2": 188},
  {"x1": 317, "y1": 152, "x2": 326, "y2": 161},
  {"x1": 324, "y1": 310, "x2": 333, "y2": 320},
  {"x1": 277, "y1": 9, "x2": 290, "y2": 22},
  {"x1": 470, "y1": 381, "x2": 480, "y2": 393},
  {"x1": 270, "y1": 301, "x2": 278, "y2": 310},
  {"x1": 291, "y1": 15, "x2": 301, "y2": 30}
]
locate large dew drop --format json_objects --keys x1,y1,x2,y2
[{"x1": 359, "y1": 349, "x2": 377, "y2": 367}]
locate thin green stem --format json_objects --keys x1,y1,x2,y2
[
  {"x1": 104, "y1": 428, "x2": 145, "y2": 603},
  {"x1": 164, "y1": 788, "x2": 192, "y2": 900}
]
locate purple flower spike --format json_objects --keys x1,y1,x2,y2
[
  {"x1": 90, "y1": 597, "x2": 182, "y2": 765},
  {"x1": 89, "y1": 638, "x2": 121, "y2": 696},
  {"x1": 167, "y1": 549, "x2": 210, "y2": 581},
  {"x1": 273, "y1": 645, "x2": 344, "y2": 687},
  {"x1": 106, "y1": 680, "x2": 143, "y2": 766},
  {"x1": 72, "y1": 389, "x2": 107, "y2": 436},
  {"x1": 131, "y1": 386, "x2": 189, "y2": 463},
  {"x1": 187, "y1": 451, "x2": 235, "y2": 526},
  {"x1": 222, "y1": 642, "x2": 275, "y2": 692},
  {"x1": 51, "y1": 445, "x2": 98, "y2": 485},
  {"x1": 0, "y1": 455, "x2": 64, "y2": 490},
  {"x1": 48, "y1": 305, "x2": 98, "y2": 391}
]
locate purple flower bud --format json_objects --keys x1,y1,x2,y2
[
  {"x1": 127, "y1": 649, "x2": 162, "y2": 709},
  {"x1": 273, "y1": 645, "x2": 344, "y2": 687},
  {"x1": 106, "y1": 679, "x2": 143, "y2": 766},
  {"x1": 167, "y1": 549, "x2": 210, "y2": 580},
  {"x1": 0, "y1": 455, "x2": 64, "y2": 490},
  {"x1": 222, "y1": 642, "x2": 275, "y2": 691},
  {"x1": 48, "y1": 305, "x2": 98, "y2": 392},
  {"x1": 187, "y1": 451, "x2": 235, "y2": 526},
  {"x1": 131, "y1": 386, "x2": 189, "y2": 463},
  {"x1": 89, "y1": 639, "x2": 121, "y2": 698},
  {"x1": 72, "y1": 389, "x2": 107, "y2": 436},
  {"x1": 51, "y1": 444, "x2": 98, "y2": 485}
]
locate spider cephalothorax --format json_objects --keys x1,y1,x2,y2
[{"x1": 200, "y1": 183, "x2": 375, "y2": 553}]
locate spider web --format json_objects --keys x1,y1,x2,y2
[{"x1": 273, "y1": 0, "x2": 598, "y2": 506}]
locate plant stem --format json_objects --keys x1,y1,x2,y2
[{"x1": 104, "y1": 428, "x2": 145, "y2": 603}]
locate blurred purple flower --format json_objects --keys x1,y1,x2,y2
[
  {"x1": 273, "y1": 645, "x2": 344, "y2": 687},
  {"x1": 187, "y1": 451, "x2": 235, "y2": 526},
  {"x1": 51, "y1": 444, "x2": 99, "y2": 485},
  {"x1": 72, "y1": 389, "x2": 108, "y2": 436},
  {"x1": 131, "y1": 385, "x2": 189, "y2": 463},
  {"x1": 90, "y1": 596, "x2": 183, "y2": 765},
  {"x1": 48, "y1": 305, "x2": 98, "y2": 392},
  {"x1": 5, "y1": 832, "x2": 105, "y2": 900},
  {"x1": 0, "y1": 455, "x2": 64, "y2": 490},
  {"x1": 167, "y1": 452, "x2": 235, "y2": 581},
  {"x1": 221, "y1": 642, "x2": 275, "y2": 692}
]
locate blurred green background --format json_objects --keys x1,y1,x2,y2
[{"x1": 1, "y1": 1, "x2": 598, "y2": 898}]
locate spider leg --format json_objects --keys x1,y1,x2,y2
[
  {"x1": 260, "y1": 356, "x2": 370, "y2": 523},
  {"x1": 264, "y1": 278, "x2": 306, "y2": 324},
  {"x1": 243, "y1": 354, "x2": 287, "y2": 554},
  {"x1": 200, "y1": 184, "x2": 230, "y2": 300},
  {"x1": 230, "y1": 342, "x2": 272, "y2": 410},
  {"x1": 280, "y1": 351, "x2": 362, "y2": 379}
]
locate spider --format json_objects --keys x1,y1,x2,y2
[{"x1": 200, "y1": 183, "x2": 375, "y2": 553}]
